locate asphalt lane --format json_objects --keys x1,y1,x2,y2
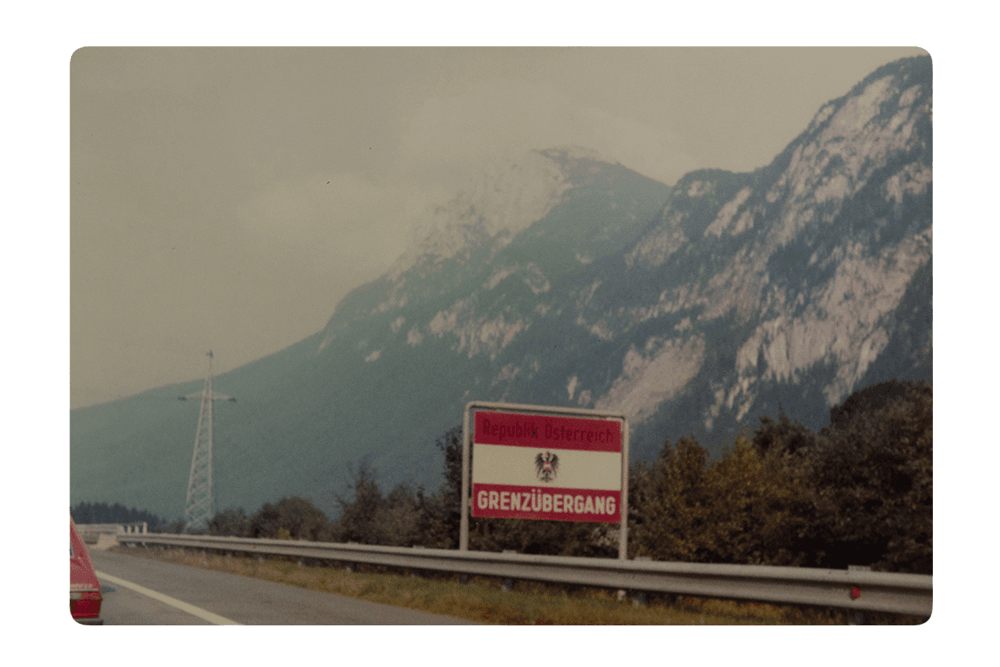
[{"x1": 90, "y1": 549, "x2": 474, "y2": 625}]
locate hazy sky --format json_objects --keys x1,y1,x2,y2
[{"x1": 70, "y1": 47, "x2": 926, "y2": 409}]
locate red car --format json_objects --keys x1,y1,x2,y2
[{"x1": 70, "y1": 517, "x2": 102, "y2": 624}]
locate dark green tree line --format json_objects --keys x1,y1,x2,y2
[
  {"x1": 805, "y1": 379, "x2": 932, "y2": 572},
  {"x1": 627, "y1": 379, "x2": 931, "y2": 574},
  {"x1": 198, "y1": 379, "x2": 931, "y2": 575},
  {"x1": 249, "y1": 496, "x2": 331, "y2": 541},
  {"x1": 71, "y1": 501, "x2": 166, "y2": 529}
]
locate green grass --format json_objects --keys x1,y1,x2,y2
[{"x1": 112, "y1": 545, "x2": 849, "y2": 625}]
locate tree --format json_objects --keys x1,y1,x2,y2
[
  {"x1": 333, "y1": 456, "x2": 387, "y2": 544},
  {"x1": 250, "y1": 497, "x2": 328, "y2": 541},
  {"x1": 412, "y1": 485, "x2": 452, "y2": 549},
  {"x1": 434, "y1": 425, "x2": 465, "y2": 546},
  {"x1": 752, "y1": 411, "x2": 823, "y2": 456},
  {"x1": 70, "y1": 501, "x2": 167, "y2": 529},
  {"x1": 208, "y1": 507, "x2": 251, "y2": 537},
  {"x1": 703, "y1": 433, "x2": 813, "y2": 566},
  {"x1": 374, "y1": 483, "x2": 421, "y2": 547},
  {"x1": 405, "y1": 425, "x2": 464, "y2": 549},
  {"x1": 628, "y1": 436, "x2": 714, "y2": 562},
  {"x1": 627, "y1": 430, "x2": 819, "y2": 567},
  {"x1": 805, "y1": 380, "x2": 932, "y2": 573}
]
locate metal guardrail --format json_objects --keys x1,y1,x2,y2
[
  {"x1": 77, "y1": 523, "x2": 146, "y2": 546},
  {"x1": 76, "y1": 523, "x2": 148, "y2": 535},
  {"x1": 117, "y1": 533, "x2": 931, "y2": 617}
]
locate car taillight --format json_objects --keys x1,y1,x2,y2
[{"x1": 71, "y1": 589, "x2": 102, "y2": 618}]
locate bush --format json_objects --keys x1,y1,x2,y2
[{"x1": 249, "y1": 496, "x2": 329, "y2": 541}]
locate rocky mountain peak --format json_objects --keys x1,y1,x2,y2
[{"x1": 388, "y1": 149, "x2": 578, "y2": 279}]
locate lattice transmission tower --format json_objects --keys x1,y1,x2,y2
[{"x1": 182, "y1": 350, "x2": 235, "y2": 533}]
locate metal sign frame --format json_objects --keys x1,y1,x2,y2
[{"x1": 461, "y1": 401, "x2": 629, "y2": 559}]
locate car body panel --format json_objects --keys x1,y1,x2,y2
[{"x1": 70, "y1": 517, "x2": 103, "y2": 624}]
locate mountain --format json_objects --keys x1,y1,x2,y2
[{"x1": 71, "y1": 56, "x2": 932, "y2": 522}]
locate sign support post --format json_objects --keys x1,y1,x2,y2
[{"x1": 460, "y1": 403, "x2": 472, "y2": 552}]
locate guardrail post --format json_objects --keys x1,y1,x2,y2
[
  {"x1": 410, "y1": 545, "x2": 425, "y2": 578},
  {"x1": 629, "y1": 557, "x2": 652, "y2": 607},
  {"x1": 848, "y1": 565, "x2": 871, "y2": 625},
  {"x1": 501, "y1": 550, "x2": 516, "y2": 591}
]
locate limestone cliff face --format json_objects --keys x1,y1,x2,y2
[{"x1": 563, "y1": 55, "x2": 932, "y2": 450}]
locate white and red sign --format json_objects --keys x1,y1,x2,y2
[{"x1": 471, "y1": 410, "x2": 624, "y2": 523}]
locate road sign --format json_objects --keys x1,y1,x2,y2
[
  {"x1": 472, "y1": 410, "x2": 623, "y2": 522},
  {"x1": 460, "y1": 402, "x2": 629, "y2": 558}
]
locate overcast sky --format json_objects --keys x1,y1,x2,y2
[{"x1": 70, "y1": 47, "x2": 926, "y2": 409}]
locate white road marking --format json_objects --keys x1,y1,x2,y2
[{"x1": 96, "y1": 571, "x2": 242, "y2": 625}]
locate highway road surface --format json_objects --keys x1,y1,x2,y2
[{"x1": 89, "y1": 550, "x2": 474, "y2": 625}]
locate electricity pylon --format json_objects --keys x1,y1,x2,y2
[{"x1": 182, "y1": 351, "x2": 235, "y2": 533}]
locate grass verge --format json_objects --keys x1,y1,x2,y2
[{"x1": 111, "y1": 545, "x2": 852, "y2": 625}]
